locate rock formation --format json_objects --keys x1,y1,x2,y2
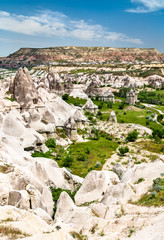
[
  {"x1": 10, "y1": 67, "x2": 39, "y2": 109},
  {"x1": 109, "y1": 111, "x2": 117, "y2": 123},
  {"x1": 82, "y1": 98, "x2": 98, "y2": 114},
  {"x1": 126, "y1": 89, "x2": 138, "y2": 105},
  {"x1": 64, "y1": 116, "x2": 78, "y2": 140},
  {"x1": 85, "y1": 79, "x2": 101, "y2": 97},
  {"x1": 100, "y1": 88, "x2": 115, "y2": 102},
  {"x1": 64, "y1": 78, "x2": 74, "y2": 94},
  {"x1": 147, "y1": 74, "x2": 164, "y2": 89}
]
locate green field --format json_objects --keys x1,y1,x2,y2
[
  {"x1": 57, "y1": 138, "x2": 118, "y2": 177},
  {"x1": 32, "y1": 137, "x2": 118, "y2": 178}
]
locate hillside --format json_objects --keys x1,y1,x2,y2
[{"x1": 1, "y1": 47, "x2": 164, "y2": 68}]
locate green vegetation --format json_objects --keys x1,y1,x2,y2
[
  {"x1": 45, "y1": 138, "x2": 56, "y2": 148},
  {"x1": 70, "y1": 68, "x2": 96, "y2": 74},
  {"x1": 134, "y1": 177, "x2": 164, "y2": 207},
  {"x1": 138, "y1": 90, "x2": 164, "y2": 105},
  {"x1": 31, "y1": 151, "x2": 52, "y2": 158},
  {"x1": 5, "y1": 96, "x2": 15, "y2": 102},
  {"x1": 136, "y1": 141, "x2": 164, "y2": 154},
  {"x1": 62, "y1": 93, "x2": 69, "y2": 101},
  {"x1": 114, "y1": 87, "x2": 130, "y2": 99},
  {"x1": 118, "y1": 146, "x2": 129, "y2": 155},
  {"x1": 126, "y1": 130, "x2": 138, "y2": 142},
  {"x1": 134, "y1": 178, "x2": 145, "y2": 184},
  {"x1": 32, "y1": 131, "x2": 117, "y2": 178},
  {"x1": 50, "y1": 187, "x2": 79, "y2": 216},
  {"x1": 58, "y1": 137, "x2": 118, "y2": 177},
  {"x1": 64, "y1": 96, "x2": 87, "y2": 107}
]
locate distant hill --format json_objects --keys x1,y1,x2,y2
[{"x1": 1, "y1": 47, "x2": 164, "y2": 68}]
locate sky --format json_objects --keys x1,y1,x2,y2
[{"x1": 0, "y1": 0, "x2": 164, "y2": 56}]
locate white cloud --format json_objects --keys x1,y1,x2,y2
[
  {"x1": 0, "y1": 9, "x2": 143, "y2": 44},
  {"x1": 127, "y1": 0, "x2": 164, "y2": 13}
]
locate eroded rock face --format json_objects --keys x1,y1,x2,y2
[
  {"x1": 75, "y1": 170, "x2": 120, "y2": 205},
  {"x1": 85, "y1": 79, "x2": 101, "y2": 97},
  {"x1": 10, "y1": 67, "x2": 39, "y2": 109},
  {"x1": 82, "y1": 98, "x2": 98, "y2": 114}
]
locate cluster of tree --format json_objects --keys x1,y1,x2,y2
[
  {"x1": 114, "y1": 87, "x2": 130, "y2": 98},
  {"x1": 138, "y1": 90, "x2": 164, "y2": 105}
]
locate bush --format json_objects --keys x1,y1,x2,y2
[
  {"x1": 107, "y1": 101, "x2": 113, "y2": 108},
  {"x1": 85, "y1": 147, "x2": 90, "y2": 154},
  {"x1": 62, "y1": 155, "x2": 74, "y2": 167},
  {"x1": 119, "y1": 101, "x2": 126, "y2": 110},
  {"x1": 32, "y1": 151, "x2": 51, "y2": 158},
  {"x1": 157, "y1": 114, "x2": 163, "y2": 122},
  {"x1": 152, "y1": 128, "x2": 164, "y2": 139},
  {"x1": 118, "y1": 146, "x2": 129, "y2": 155},
  {"x1": 98, "y1": 103, "x2": 103, "y2": 109},
  {"x1": 76, "y1": 154, "x2": 86, "y2": 161},
  {"x1": 45, "y1": 138, "x2": 56, "y2": 148},
  {"x1": 126, "y1": 130, "x2": 139, "y2": 142},
  {"x1": 62, "y1": 94, "x2": 69, "y2": 101}
]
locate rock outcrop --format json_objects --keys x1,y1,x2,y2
[
  {"x1": 10, "y1": 67, "x2": 39, "y2": 109},
  {"x1": 82, "y1": 98, "x2": 98, "y2": 114}
]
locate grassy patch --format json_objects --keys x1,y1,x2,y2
[
  {"x1": 134, "y1": 177, "x2": 164, "y2": 207},
  {"x1": 136, "y1": 141, "x2": 164, "y2": 154},
  {"x1": 57, "y1": 138, "x2": 118, "y2": 177},
  {"x1": 65, "y1": 96, "x2": 87, "y2": 107}
]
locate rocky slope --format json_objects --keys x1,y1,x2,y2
[
  {"x1": 0, "y1": 67, "x2": 163, "y2": 239},
  {"x1": 1, "y1": 47, "x2": 164, "y2": 68}
]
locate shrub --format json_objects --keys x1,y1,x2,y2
[
  {"x1": 152, "y1": 129, "x2": 164, "y2": 139},
  {"x1": 157, "y1": 114, "x2": 163, "y2": 122},
  {"x1": 32, "y1": 151, "x2": 51, "y2": 158},
  {"x1": 77, "y1": 154, "x2": 86, "y2": 161},
  {"x1": 107, "y1": 101, "x2": 113, "y2": 108},
  {"x1": 126, "y1": 130, "x2": 138, "y2": 142},
  {"x1": 94, "y1": 161, "x2": 102, "y2": 168},
  {"x1": 118, "y1": 146, "x2": 129, "y2": 155},
  {"x1": 98, "y1": 103, "x2": 103, "y2": 109},
  {"x1": 62, "y1": 154, "x2": 74, "y2": 167},
  {"x1": 119, "y1": 101, "x2": 126, "y2": 110},
  {"x1": 85, "y1": 147, "x2": 90, "y2": 154},
  {"x1": 97, "y1": 111, "x2": 102, "y2": 116},
  {"x1": 45, "y1": 138, "x2": 56, "y2": 148},
  {"x1": 62, "y1": 93, "x2": 69, "y2": 101}
]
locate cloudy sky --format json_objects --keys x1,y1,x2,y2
[{"x1": 0, "y1": 0, "x2": 164, "y2": 56}]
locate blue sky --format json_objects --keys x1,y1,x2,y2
[{"x1": 0, "y1": 0, "x2": 164, "y2": 56}]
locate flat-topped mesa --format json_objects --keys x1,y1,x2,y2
[
  {"x1": 82, "y1": 98, "x2": 98, "y2": 115},
  {"x1": 10, "y1": 67, "x2": 39, "y2": 109},
  {"x1": 5, "y1": 47, "x2": 164, "y2": 65},
  {"x1": 126, "y1": 89, "x2": 138, "y2": 105}
]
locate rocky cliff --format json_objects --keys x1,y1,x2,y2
[{"x1": 1, "y1": 47, "x2": 164, "y2": 68}]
